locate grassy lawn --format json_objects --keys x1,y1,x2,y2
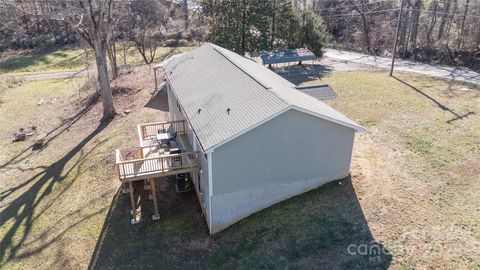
[
  {"x1": 0, "y1": 48, "x2": 87, "y2": 74},
  {"x1": 318, "y1": 72, "x2": 480, "y2": 269},
  {"x1": 0, "y1": 46, "x2": 193, "y2": 74},
  {"x1": 0, "y1": 68, "x2": 479, "y2": 269}
]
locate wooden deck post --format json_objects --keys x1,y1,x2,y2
[
  {"x1": 129, "y1": 181, "x2": 139, "y2": 224},
  {"x1": 140, "y1": 150, "x2": 150, "y2": 191},
  {"x1": 149, "y1": 178, "x2": 160, "y2": 221}
]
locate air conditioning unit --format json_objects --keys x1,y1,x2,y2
[{"x1": 176, "y1": 173, "x2": 193, "y2": 193}]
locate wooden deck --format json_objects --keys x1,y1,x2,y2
[
  {"x1": 116, "y1": 120, "x2": 199, "y2": 182},
  {"x1": 116, "y1": 150, "x2": 199, "y2": 182},
  {"x1": 115, "y1": 119, "x2": 199, "y2": 223},
  {"x1": 137, "y1": 120, "x2": 186, "y2": 148}
]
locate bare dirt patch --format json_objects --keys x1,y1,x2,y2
[
  {"x1": 112, "y1": 65, "x2": 159, "y2": 93},
  {"x1": 76, "y1": 64, "x2": 161, "y2": 120}
]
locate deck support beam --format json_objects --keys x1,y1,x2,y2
[
  {"x1": 149, "y1": 178, "x2": 160, "y2": 221},
  {"x1": 129, "y1": 182, "x2": 139, "y2": 224}
]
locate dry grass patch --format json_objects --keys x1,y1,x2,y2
[
  {"x1": 0, "y1": 65, "x2": 166, "y2": 270},
  {"x1": 310, "y1": 71, "x2": 480, "y2": 269}
]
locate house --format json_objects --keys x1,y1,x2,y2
[{"x1": 159, "y1": 43, "x2": 364, "y2": 234}]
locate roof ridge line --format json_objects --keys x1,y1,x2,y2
[
  {"x1": 211, "y1": 45, "x2": 271, "y2": 89},
  {"x1": 210, "y1": 44, "x2": 291, "y2": 106}
]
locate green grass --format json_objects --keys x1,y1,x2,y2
[
  {"x1": 312, "y1": 71, "x2": 480, "y2": 269},
  {"x1": 0, "y1": 46, "x2": 194, "y2": 74},
  {"x1": 119, "y1": 46, "x2": 193, "y2": 67},
  {"x1": 0, "y1": 76, "x2": 161, "y2": 269},
  {"x1": 1, "y1": 70, "x2": 479, "y2": 269},
  {"x1": 0, "y1": 48, "x2": 87, "y2": 73}
]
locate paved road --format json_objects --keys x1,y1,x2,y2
[
  {"x1": 324, "y1": 49, "x2": 480, "y2": 85},
  {"x1": 16, "y1": 49, "x2": 480, "y2": 86}
]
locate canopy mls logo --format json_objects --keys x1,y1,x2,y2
[{"x1": 347, "y1": 241, "x2": 390, "y2": 263}]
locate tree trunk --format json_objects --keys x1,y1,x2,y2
[
  {"x1": 270, "y1": 0, "x2": 276, "y2": 50},
  {"x1": 457, "y1": 0, "x2": 470, "y2": 50},
  {"x1": 107, "y1": 24, "x2": 118, "y2": 79},
  {"x1": 398, "y1": 2, "x2": 411, "y2": 56},
  {"x1": 349, "y1": 0, "x2": 370, "y2": 51},
  {"x1": 33, "y1": 0, "x2": 40, "y2": 33},
  {"x1": 359, "y1": 13, "x2": 370, "y2": 50},
  {"x1": 398, "y1": 20, "x2": 407, "y2": 55},
  {"x1": 437, "y1": 0, "x2": 451, "y2": 40},
  {"x1": 183, "y1": 0, "x2": 189, "y2": 30},
  {"x1": 409, "y1": 0, "x2": 421, "y2": 52},
  {"x1": 426, "y1": 1, "x2": 438, "y2": 47},
  {"x1": 240, "y1": 0, "x2": 247, "y2": 54},
  {"x1": 93, "y1": 38, "x2": 116, "y2": 120},
  {"x1": 301, "y1": 6, "x2": 306, "y2": 47},
  {"x1": 122, "y1": 42, "x2": 129, "y2": 65}
]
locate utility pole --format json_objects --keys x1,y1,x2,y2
[{"x1": 390, "y1": 0, "x2": 405, "y2": 76}]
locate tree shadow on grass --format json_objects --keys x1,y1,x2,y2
[
  {"x1": 0, "y1": 49, "x2": 85, "y2": 72},
  {"x1": 0, "y1": 101, "x2": 95, "y2": 172},
  {"x1": 0, "y1": 52, "x2": 51, "y2": 72},
  {"x1": 0, "y1": 120, "x2": 111, "y2": 266},
  {"x1": 89, "y1": 176, "x2": 392, "y2": 269}
]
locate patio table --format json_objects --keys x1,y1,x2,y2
[{"x1": 156, "y1": 132, "x2": 172, "y2": 147}]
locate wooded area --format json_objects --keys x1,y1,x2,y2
[
  {"x1": 1, "y1": 0, "x2": 479, "y2": 66},
  {"x1": 1, "y1": 0, "x2": 479, "y2": 119},
  {"x1": 316, "y1": 0, "x2": 480, "y2": 68},
  {"x1": 200, "y1": 0, "x2": 328, "y2": 56}
]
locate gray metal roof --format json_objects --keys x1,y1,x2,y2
[
  {"x1": 163, "y1": 43, "x2": 363, "y2": 152},
  {"x1": 295, "y1": 84, "x2": 337, "y2": 100},
  {"x1": 260, "y1": 48, "x2": 317, "y2": 65}
]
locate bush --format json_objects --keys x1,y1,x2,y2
[{"x1": 303, "y1": 11, "x2": 328, "y2": 58}]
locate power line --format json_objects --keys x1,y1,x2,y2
[
  {"x1": 426, "y1": 0, "x2": 480, "y2": 7},
  {"x1": 410, "y1": 8, "x2": 480, "y2": 18},
  {"x1": 318, "y1": 8, "x2": 400, "y2": 18},
  {"x1": 312, "y1": 0, "x2": 400, "y2": 11},
  {"x1": 317, "y1": 7, "x2": 480, "y2": 19}
]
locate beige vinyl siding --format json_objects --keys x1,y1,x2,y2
[
  {"x1": 167, "y1": 86, "x2": 211, "y2": 225},
  {"x1": 209, "y1": 109, "x2": 355, "y2": 232}
]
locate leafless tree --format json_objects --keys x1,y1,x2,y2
[
  {"x1": 52, "y1": 0, "x2": 117, "y2": 120},
  {"x1": 120, "y1": 0, "x2": 168, "y2": 65},
  {"x1": 348, "y1": 0, "x2": 371, "y2": 50},
  {"x1": 0, "y1": 0, "x2": 119, "y2": 120}
]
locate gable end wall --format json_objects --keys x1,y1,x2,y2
[{"x1": 209, "y1": 109, "x2": 355, "y2": 233}]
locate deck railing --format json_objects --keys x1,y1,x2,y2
[
  {"x1": 116, "y1": 149, "x2": 199, "y2": 182},
  {"x1": 137, "y1": 120, "x2": 186, "y2": 147}
]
